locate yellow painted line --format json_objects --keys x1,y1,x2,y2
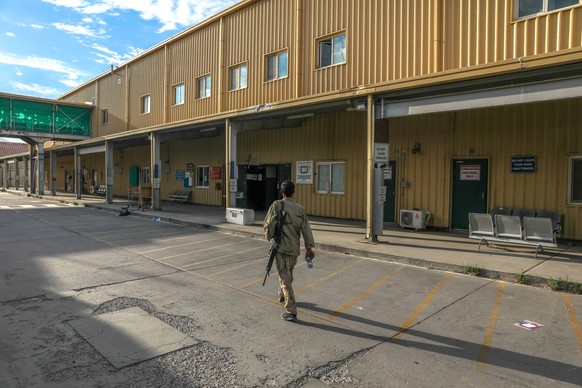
[
  {"x1": 137, "y1": 236, "x2": 225, "y2": 254},
  {"x1": 183, "y1": 245, "x2": 264, "y2": 268},
  {"x1": 156, "y1": 240, "x2": 242, "y2": 261},
  {"x1": 476, "y1": 282, "x2": 505, "y2": 372},
  {"x1": 295, "y1": 259, "x2": 365, "y2": 295},
  {"x1": 392, "y1": 272, "x2": 452, "y2": 341},
  {"x1": 208, "y1": 257, "x2": 265, "y2": 277},
  {"x1": 563, "y1": 293, "x2": 582, "y2": 355},
  {"x1": 327, "y1": 266, "x2": 403, "y2": 321}
]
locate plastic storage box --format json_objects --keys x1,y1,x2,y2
[{"x1": 226, "y1": 208, "x2": 255, "y2": 225}]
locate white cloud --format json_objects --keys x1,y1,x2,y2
[
  {"x1": 41, "y1": 0, "x2": 239, "y2": 33},
  {"x1": 0, "y1": 52, "x2": 87, "y2": 85},
  {"x1": 30, "y1": 24, "x2": 46, "y2": 29},
  {"x1": 9, "y1": 81, "x2": 59, "y2": 97},
  {"x1": 88, "y1": 43, "x2": 142, "y2": 65},
  {"x1": 52, "y1": 22, "x2": 105, "y2": 38},
  {"x1": 6, "y1": 32, "x2": 15, "y2": 38},
  {"x1": 82, "y1": 17, "x2": 93, "y2": 23},
  {"x1": 16, "y1": 69, "x2": 23, "y2": 76}
]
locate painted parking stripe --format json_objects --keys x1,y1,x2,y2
[
  {"x1": 392, "y1": 272, "x2": 452, "y2": 341},
  {"x1": 295, "y1": 259, "x2": 365, "y2": 296},
  {"x1": 136, "y1": 236, "x2": 227, "y2": 254},
  {"x1": 476, "y1": 282, "x2": 505, "y2": 372},
  {"x1": 327, "y1": 266, "x2": 404, "y2": 321},
  {"x1": 183, "y1": 245, "x2": 264, "y2": 269},
  {"x1": 208, "y1": 257, "x2": 265, "y2": 277},
  {"x1": 563, "y1": 293, "x2": 582, "y2": 355},
  {"x1": 156, "y1": 240, "x2": 243, "y2": 261}
]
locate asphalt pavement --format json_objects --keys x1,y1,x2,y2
[{"x1": 9, "y1": 189, "x2": 581, "y2": 287}]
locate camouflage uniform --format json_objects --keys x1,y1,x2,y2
[{"x1": 264, "y1": 197, "x2": 315, "y2": 316}]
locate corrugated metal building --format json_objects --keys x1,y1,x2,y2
[{"x1": 3, "y1": 0, "x2": 582, "y2": 238}]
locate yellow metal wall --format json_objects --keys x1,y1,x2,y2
[
  {"x1": 388, "y1": 97, "x2": 582, "y2": 239},
  {"x1": 238, "y1": 111, "x2": 368, "y2": 219},
  {"x1": 128, "y1": 50, "x2": 166, "y2": 130},
  {"x1": 98, "y1": 72, "x2": 127, "y2": 136}
]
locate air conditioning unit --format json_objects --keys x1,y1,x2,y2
[{"x1": 400, "y1": 209, "x2": 429, "y2": 230}]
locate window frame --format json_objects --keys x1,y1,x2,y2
[
  {"x1": 196, "y1": 165, "x2": 210, "y2": 188},
  {"x1": 568, "y1": 155, "x2": 582, "y2": 204},
  {"x1": 265, "y1": 50, "x2": 289, "y2": 82},
  {"x1": 316, "y1": 161, "x2": 345, "y2": 194},
  {"x1": 515, "y1": 0, "x2": 581, "y2": 19},
  {"x1": 140, "y1": 166, "x2": 151, "y2": 186},
  {"x1": 229, "y1": 63, "x2": 248, "y2": 91},
  {"x1": 101, "y1": 108, "x2": 109, "y2": 125},
  {"x1": 140, "y1": 94, "x2": 151, "y2": 115},
  {"x1": 317, "y1": 32, "x2": 346, "y2": 69},
  {"x1": 197, "y1": 75, "x2": 211, "y2": 99},
  {"x1": 172, "y1": 83, "x2": 185, "y2": 106}
]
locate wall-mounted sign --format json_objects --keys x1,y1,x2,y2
[
  {"x1": 187, "y1": 163, "x2": 194, "y2": 172},
  {"x1": 511, "y1": 156, "x2": 536, "y2": 173},
  {"x1": 383, "y1": 166, "x2": 393, "y2": 180},
  {"x1": 374, "y1": 143, "x2": 389, "y2": 165},
  {"x1": 211, "y1": 167, "x2": 222, "y2": 179},
  {"x1": 164, "y1": 164, "x2": 171, "y2": 174},
  {"x1": 176, "y1": 169, "x2": 185, "y2": 180},
  {"x1": 460, "y1": 165, "x2": 481, "y2": 181},
  {"x1": 296, "y1": 161, "x2": 313, "y2": 184}
]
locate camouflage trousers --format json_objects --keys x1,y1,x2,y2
[{"x1": 276, "y1": 252, "x2": 299, "y2": 315}]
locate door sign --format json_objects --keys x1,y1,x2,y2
[{"x1": 460, "y1": 165, "x2": 481, "y2": 181}]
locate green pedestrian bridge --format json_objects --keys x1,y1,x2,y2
[{"x1": 0, "y1": 93, "x2": 92, "y2": 141}]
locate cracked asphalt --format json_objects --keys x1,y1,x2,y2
[{"x1": 1, "y1": 193, "x2": 581, "y2": 387}]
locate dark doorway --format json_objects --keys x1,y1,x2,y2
[{"x1": 451, "y1": 158, "x2": 489, "y2": 230}]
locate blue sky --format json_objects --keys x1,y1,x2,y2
[{"x1": 0, "y1": 0, "x2": 239, "y2": 99}]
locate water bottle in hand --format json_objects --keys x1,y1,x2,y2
[{"x1": 306, "y1": 254, "x2": 314, "y2": 269}]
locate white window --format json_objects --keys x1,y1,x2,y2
[
  {"x1": 516, "y1": 0, "x2": 580, "y2": 18},
  {"x1": 266, "y1": 51, "x2": 288, "y2": 81},
  {"x1": 101, "y1": 108, "x2": 108, "y2": 124},
  {"x1": 316, "y1": 162, "x2": 345, "y2": 194},
  {"x1": 173, "y1": 83, "x2": 185, "y2": 105},
  {"x1": 568, "y1": 156, "x2": 582, "y2": 204},
  {"x1": 229, "y1": 63, "x2": 248, "y2": 91},
  {"x1": 318, "y1": 32, "x2": 346, "y2": 68},
  {"x1": 196, "y1": 165, "x2": 209, "y2": 188},
  {"x1": 140, "y1": 166, "x2": 150, "y2": 185},
  {"x1": 197, "y1": 75, "x2": 211, "y2": 99},
  {"x1": 140, "y1": 94, "x2": 151, "y2": 114}
]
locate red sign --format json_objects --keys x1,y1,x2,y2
[{"x1": 211, "y1": 167, "x2": 222, "y2": 180}]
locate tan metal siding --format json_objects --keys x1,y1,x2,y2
[
  {"x1": 444, "y1": 1, "x2": 581, "y2": 69},
  {"x1": 237, "y1": 111, "x2": 367, "y2": 219},
  {"x1": 387, "y1": 98, "x2": 582, "y2": 239},
  {"x1": 98, "y1": 73, "x2": 126, "y2": 136},
  {"x1": 168, "y1": 23, "x2": 222, "y2": 121},
  {"x1": 161, "y1": 134, "x2": 225, "y2": 206},
  {"x1": 128, "y1": 50, "x2": 166, "y2": 130},
  {"x1": 222, "y1": 0, "x2": 295, "y2": 111}
]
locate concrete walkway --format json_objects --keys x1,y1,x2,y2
[{"x1": 6, "y1": 189, "x2": 582, "y2": 286}]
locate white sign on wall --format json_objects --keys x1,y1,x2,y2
[
  {"x1": 296, "y1": 160, "x2": 313, "y2": 184},
  {"x1": 460, "y1": 165, "x2": 481, "y2": 181},
  {"x1": 374, "y1": 143, "x2": 389, "y2": 164}
]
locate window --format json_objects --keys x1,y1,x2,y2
[
  {"x1": 196, "y1": 165, "x2": 209, "y2": 188},
  {"x1": 140, "y1": 166, "x2": 150, "y2": 185},
  {"x1": 517, "y1": 0, "x2": 579, "y2": 18},
  {"x1": 140, "y1": 94, "x2": 151, "y2": 114},
  {"x1": 229, "y1": 63, "x2": 248, "y2": 91},
  {"x1": 569, "y1": 156, "x2": 582, "y2": 204},
  {"x1": 316, "y1": 162, "x2": 345, "y2": 194},
  {"x1": 197, "y1": 75, "x2": 211, "y2": 99},
  {"x1": 266, "y1": 51, "x2": 288, "y2": 81},
  {"x1": 101, "y1": 108, "x2": 108, "y2": 124},
  {"x1": 173, "y1": 83, "x2": 185, "y2": 105},
  {"x1": 318, "y1": 32, "x2": 346, "y2": 68}
]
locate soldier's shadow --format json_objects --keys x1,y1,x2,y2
[{"x1": 296, "y1": 302, "x2": 581, "y2": 385}]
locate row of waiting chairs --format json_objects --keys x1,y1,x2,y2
[
  {"x1": 490, "y1": 207, "x2": 561, "y2": 238},
  {"x1": 469, "y1": 212, "x2": 559, "y2": 257}
]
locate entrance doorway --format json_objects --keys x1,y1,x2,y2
[
  {"x1": 236, "y1": 163, "x2": 292, "y2": 211},
  {"x1": 451, "y1": 158, "x2": 489, "y2": 230},
  {"x1": 383, "y1": 160, "x2": 397, "y2": 224}
]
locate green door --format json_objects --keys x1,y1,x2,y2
[
  {"x1": 383, "y1": 161, "x2": 397, "y2": 224},
  {"x1": 451, "y1": 159, "x2": 488, "y2": 230}
]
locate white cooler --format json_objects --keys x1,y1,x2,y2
[{"x1": 226, "y1": 208, "x2": 255, "y2": 225}]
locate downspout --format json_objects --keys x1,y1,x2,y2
[
  {"x1": 295, "y1": 0, "x2": 304, "y2": 99},
  {"x1": 366, "y1": 94, "x2": 374, "y2": 239},
  {"x1": 218, "y1": 18, "x2": 225, "y2": 113},
  {"x1": 125, "y1": 65, "x2": 130, "y2": 131},
  {"x1": 433, "y1": 0, "x2": 444, "y2": 73}
]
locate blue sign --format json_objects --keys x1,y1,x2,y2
[
  {"x1": 511, "y1": 156, "x2": 536, "y2": 173},
  {"x1": 176, "y1": 169, "x2": 185, "y2": 180}
]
